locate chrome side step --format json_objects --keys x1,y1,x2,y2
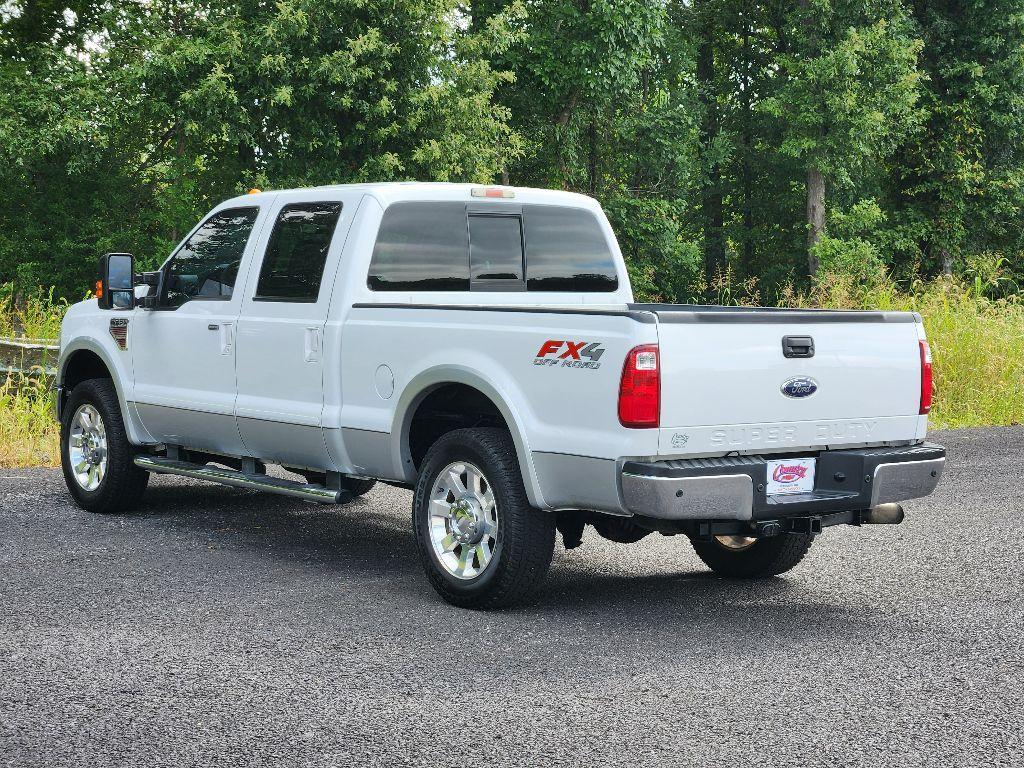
[{"x1": 133, "y1": 455, "x2": 351, "y2": 504}]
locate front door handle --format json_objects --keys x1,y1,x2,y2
[{"x1": 219, "y1": 322, "x2": 233, "y2": 355}]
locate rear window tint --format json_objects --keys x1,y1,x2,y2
[
  {"x1": 367, "y1": 201, "x2": 618, "y2": 293},
  {"x1": 524, "y1": 205, "x2": 618, "y2": 292},
  {"x1": 469, "y1": 214, "x2": 524, "y2": 283},
  {"x1": 368, "y1": 202, "x2": 469, "y2": 291}
]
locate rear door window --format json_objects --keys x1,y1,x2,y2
[
  {"x1": 255, "y1": 202, "x2": 343, "y2": 302},
  {"x1": 163, "y1": 207, "x2": 259, "y2": 307},
  {"x1": 468, "y1": 214, "x2": 524, "y2": 289}
]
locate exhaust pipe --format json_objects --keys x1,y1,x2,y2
[{"x1": 863, "y1": 503, "x2": 905, "y2": 525}]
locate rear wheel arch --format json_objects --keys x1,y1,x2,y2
[{"x1": 393, "y1": 369, "x2": 546, "y2": 508}]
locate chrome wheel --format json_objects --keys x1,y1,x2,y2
[
  {"x1": 429, "y1": 461, "x2": 498, "y2": 580},
  {"x1": 715, "y1": 535, "x2": 757, "y2": 551},
  {"x1": 68, "y1": 404, "x2": 107, "y2": 491}
]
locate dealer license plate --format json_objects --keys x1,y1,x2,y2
[{"x1": 766, "y1": 457, "x2": 816, "y2": 496}]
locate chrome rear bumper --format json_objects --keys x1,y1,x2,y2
[{"x1": 620, "y1": 444, "x2": 945, "y2": 521}]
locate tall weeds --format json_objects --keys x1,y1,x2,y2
[
  {"x1": 0, "y1": 283, "x2": 70, "y2": 339},
  {"x1": 0, "y1": 371, "x2": 59, "y2": 468},
  {"x1": 802, "y1": 272, "x2": 1024, "y2": 429}
]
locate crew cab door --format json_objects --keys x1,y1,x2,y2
[
  {"x1": 131, "y1": 203, "x2": 273, "y2": 455},
  {"x1": 233, "y1": 191, "x2": 357, "y2": 468}
]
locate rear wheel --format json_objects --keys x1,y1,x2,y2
[
  {"x1": 412, "y1": 428, "x2": 555, "y2": 609},
  {"x1": 60, "y1": 378, "x2": 149, "y2": 514},
  {"x1": 691, "y1": 533, "x2": 813, "y2": 578}
]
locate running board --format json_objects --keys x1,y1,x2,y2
[{"x1": 133, "y1": 456, "x2": 351, "y2": 504}]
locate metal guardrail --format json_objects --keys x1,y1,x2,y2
[{"x1": 0, "y1": 337, "x2": 59, "y2": 377}]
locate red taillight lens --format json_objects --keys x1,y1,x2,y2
[
  {"x1": 919, "y1": 339, "x2": 933, "y2": 415},
  {"x1": 619, "y1": 344, "x2": 660, "y2": 428}
]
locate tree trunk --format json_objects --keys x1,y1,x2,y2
[
  {"x1": 697, "y1": 1, "x2": 725, "y2": 290},
  {"x1": 741, "y1": 12, "x2": 754, "y2": 271},
  {"x1": 587, "y1": 116, "x2": 598, "y2": 196},
  {"x1": 940, "y1": 247, "x2": 953, "y2": 276},
  {"x1": 806, "y1": 167, "x2": 825, "y2": 277}
]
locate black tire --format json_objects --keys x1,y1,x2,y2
[
  {"x1": 690, "y1": 534, "x2": 813, "y2": 578},
  {"x1": 60, "y1": 378, "x2": 149, "y2": 514},
  {"x1": 412, "y1": 428, "x2": 555, "y2": 609}
]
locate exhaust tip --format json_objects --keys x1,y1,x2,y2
[{"x1": 864, "y1": 503, "x2": 905, "y2": 525}]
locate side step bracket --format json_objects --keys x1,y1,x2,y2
[{"x1": 134, "y1": 455, "x2": 352, "y2": 504}]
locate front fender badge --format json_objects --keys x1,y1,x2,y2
[{"x1": 109, "y1": 318, "x2": 129, "y2": 351}]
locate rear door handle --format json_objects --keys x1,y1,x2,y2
[
  {"x1": 304, "y1": 327, "x2": 321, "y2": 363},
  {"x1": 782, "y1": 335, "x2": 814, "y2": 358}
]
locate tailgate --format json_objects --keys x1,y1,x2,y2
[{"x1": 645, "y1": 306, "x2": 925, "y2": 455}]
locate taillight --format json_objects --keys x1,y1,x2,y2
[
  {"x1": 919, "y1": 339, "x2": 933, "y2": 415},
  {"x1": 619, "y1": 344, "x2": 660, "y2": 428}
]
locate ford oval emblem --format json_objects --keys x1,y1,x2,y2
[{"x1": 782, "y1": 376, "x2": 818, "y2": 399}]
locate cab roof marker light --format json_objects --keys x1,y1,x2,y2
[{"x1": 470, "y1": 187, "x2": 515, "y2": 199}]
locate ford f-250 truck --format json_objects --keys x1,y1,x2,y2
[{"x1": 56, "y1": 183, "x2": 946, "y2": 608}]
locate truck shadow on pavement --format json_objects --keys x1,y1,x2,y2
[{"x1": 133, "y1": 477, "x2": 877, "y2": 633}]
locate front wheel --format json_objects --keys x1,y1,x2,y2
[
  {"x1": 60, "y1": 378, "x2": 149, "y2": 513},
  {"x1": 690, "y1": 533, "x2": 813, "y2": 578},
  {"x1": 412, "y1": 428, "x2": 555, "y2": 609}
]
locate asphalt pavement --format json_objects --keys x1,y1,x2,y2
[{"x1": 1, "y1": 427, "x2": 1021, "y2": 767}]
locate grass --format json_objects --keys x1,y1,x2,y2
[
  {"x1": 1, "y1": 275, "x2": 1022, "y2": 468},
  {"x1": 1, "y1": 283, "x2": 70, "y2": 339},
  {"x1": 0, "y1": 371, "x2": 59, "y2": 468},
  {"x1": 1, "y1": 285, "x2": 65, "y2": 468},
  {"x1": 792, "y1": 273, "x2": 1024, "y2": 429}
]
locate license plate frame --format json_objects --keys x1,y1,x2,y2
[{"x1": 766, "y1": 457, "x2": 817, "y2": 496}]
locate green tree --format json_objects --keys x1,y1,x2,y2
[
  {"x1": 761, "y1": 0, "x2": 924, "y2": 277},
  {"x1": 888, "y1": 1, "x2": 1024, "y2": 277},
  {"x1": 0, "y1": 0, "x2": 520, "y2": 295}
]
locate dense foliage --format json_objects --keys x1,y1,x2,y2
[{"x1": 2, "y1": 1, "x2": 1023, "y2": 302}]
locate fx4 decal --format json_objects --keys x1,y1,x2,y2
[{"x1": 534, "y1": 340, "x2": 605, "y2": 369}]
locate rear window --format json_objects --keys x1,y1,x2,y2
[
  {"x1": 469, "y1": 214, "x2": 524, "y2": 285},
  {"x1": 367, "y1": 202, "x2": 618, "y2": 293},
  {"x1": 524, "y1": 205, "x2": 618, "y2": 292},
  {"x1": 368, "y1": 202, "x2": 469, "y2": 291}
]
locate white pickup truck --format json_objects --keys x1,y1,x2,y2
[{"x1": 56, "y1": 183, "x2": 946, "y2": 607}]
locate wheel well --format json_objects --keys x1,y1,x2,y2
[
  {"x1": 407, "y1": 383, "x2": 509, "y2": 469},
  {"x1": 61, "y1": 350, "x2": 112, "y2": 410}
]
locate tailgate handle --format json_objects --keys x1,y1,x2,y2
[{"x1": 782, "y1": 335, "x2": 815, "y2": 358}]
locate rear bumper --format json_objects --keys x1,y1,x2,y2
[{"x1": 620, "y1": 443, "x2": 945, "y2": 521}]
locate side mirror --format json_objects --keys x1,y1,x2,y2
[{"x1": 97, "y1": 253, "x2": 135, "y2": 310}]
